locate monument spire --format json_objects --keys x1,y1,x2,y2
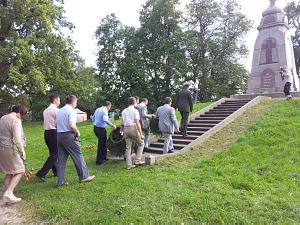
[{"x1": 246, "y1": 0, "x2": 300, "y2": 94}]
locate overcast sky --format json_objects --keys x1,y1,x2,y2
[{"x1": 63, "y1": 0, "x2": 294, "y2": 71}]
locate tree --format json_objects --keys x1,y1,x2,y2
[
  {"x1": 138, "y1": 0, "x2": 188, "y2": 106},
  {"x1": 95, "y1": 14, "x2": 141, "y2": 110},
  {"x1": 0, "y1": 0, "x2": 97, "y2": 118},
  {"x1": 95, "y1": 2, "x2": 188, "y2": 111},
  {"x1": 285, "y1": 1, "x2": 300, "y2": 75},
  {"x1": 183, "y1": 0, "x2": 252, "y2": 100},
  {"x1": 95, "y1": 0, "x2": 253, "y2": 107}
]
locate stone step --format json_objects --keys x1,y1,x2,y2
[
  {"x1": 220, "y1": 102, "x2": 247, "y2": 106},
  {"x1": 187, "y1": 127, "x2": 210, "y2": 131},
  {"x1": 209, "y1": 108, "x2": 238, "y2": 112},
  {"x1": 143, "y1": 147, "x2": 164, "y2": 154},
  {"x1": 205, "y1": 112, "x2": 233, "y2": 115},
  {"x1": 157, "y1": 138, "x2": 192, "y2": 145},
  {"x1": 187, "y1": 130, "x2": 205, "y2": 136},
  {"x1": 150, "y1": 142, "x2": 185, "y2": 150},
  {"x1": 193, "y1": 119, "x2": 223, "y2": 123},
  {"x1": 224, "y1": 100, "x2": 250, "y2": 103},
  {"x1": 219, "y1": 103, "x2": 246, "y2": 107},
  {"x1": 187, "y1": 123, "x2": 215, "y2": 127},
  {"x1": 172, "y1": 134, "x2": 199, "y2": 140},
  {"x1": 198, "y1": 115, "x2": 228, "y2": 119},
  {"x1": 213, "y1": 106, "x2": 241, "y2": 109}
]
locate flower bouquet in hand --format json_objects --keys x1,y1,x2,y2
[
  {"x1": 86, "y1": 144, "x2": 96, "y2": 151},
  {"x1": 12, "y1": 138, "x2": 35, "y2": 182}
]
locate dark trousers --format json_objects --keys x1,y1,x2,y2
[
  {"x1": 57, "y1": 132, "x2": 89, "y2": 185},
  {"x1": 180, "y1": 111, "x2": 189, "y2": 135},
  {"x1": 37, "y1": 129, "x2": 58, "y2": 178},
  {"x1": 284, "y1": 82, "x2": 291, "y2": 96},
  {"x1": 93, "y1": 126, "x2": 107, "y2": 164}
]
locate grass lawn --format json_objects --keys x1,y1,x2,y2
[{"x1": 2, "y1": 100, "x2": 300, "y2": 223}]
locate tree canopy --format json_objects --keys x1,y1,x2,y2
[
  {"x1": 0, "y1": 0, "x2": 258, "y2": 117},
  {"x1": 285, "y1": 1, "x2": 300, "y2": 76},
  {"x1": 95, "y1": 0, "x2": 253, "y2": 110},
  {"x1": 0, "y1": 0, "x2": 97, "y2": 118}
]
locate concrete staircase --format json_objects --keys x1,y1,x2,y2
[{"x1": 144, "y1": 99, "x2": 252, "y2": 155}]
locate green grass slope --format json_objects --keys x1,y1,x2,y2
[{"x1": 2, "y1": 100, "x2": 300, "y2": 223}]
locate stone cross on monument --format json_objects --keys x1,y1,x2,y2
[{"x1": 246, "y1": 0, "x2": 300, "y2": 94}]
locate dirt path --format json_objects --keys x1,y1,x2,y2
[{"x1": 0, "y1": 199, "x2": 28, "y2": 224}]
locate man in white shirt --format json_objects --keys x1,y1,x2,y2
[
  {"x1": 121, "y1": 97, "x2": 145, "y2": 169},
  {"x1": 36, "y1": 95, "x2": 60, "y2": 182}
]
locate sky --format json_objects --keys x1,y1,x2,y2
[{"x1": 63, "y1": 0, "x2": 295, "y2": 71}]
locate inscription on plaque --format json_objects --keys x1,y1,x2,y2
[{"x1": 261, "y1": 68, "x2": 275, "y2": 88}]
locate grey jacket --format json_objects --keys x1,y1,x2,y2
[
  {"x1": 174, "y1": 87, "x2": 193, "y2": 112},
  {"x1": 136, "y1": 102, "x2": 152, "y2": 130},
  {"x1": 156, "y1": 104, "x2": 179, "y2": 134}
]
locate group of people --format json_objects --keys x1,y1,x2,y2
[
  {"x1": 0, "y1": 80, "x2": 199, "y2": 204},
  {"x1": 36, "y1": 95, "x2": 95, "y2": 187}
]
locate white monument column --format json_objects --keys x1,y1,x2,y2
[{"x1": 247, "y1": 0, "x2": 299, "y2": 94}]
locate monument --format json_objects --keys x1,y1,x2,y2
[{"x1": 247, "y1": 0, "x2": 299, "y2": 94}]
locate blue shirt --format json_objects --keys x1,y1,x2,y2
[
  {"x1": 93, "y1": 106, "x2": 113, "y2": 128},
  {"x1": 56, "y1": 104, "x2": 77, "y2": 132}
]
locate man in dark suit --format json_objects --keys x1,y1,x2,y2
[{"x1": 174, "y1": 83, "x2": 193, "y2": 137}]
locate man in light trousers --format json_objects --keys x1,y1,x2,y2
[{"x1": 121, "y1": 97, "x2": 145, "y2": 170}]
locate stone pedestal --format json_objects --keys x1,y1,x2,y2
[{"x1": 247, "y1": 0, "x2": 299, "y2": 94}]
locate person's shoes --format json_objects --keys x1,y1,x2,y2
[
  {"x1": 2, "y1": 195, "x2": 22, "y2": 204},
  {"x1": 56, "y1": 182, "x2": 69, "y2": 188},
  {"x1": 80, "y1": 175, "x2": 95, "y2": 183},
  {"x1": 126, "y1": 165, "x2": 136, "y2": 170},
  {"x1": 96, "y1": 161, "x2": 104, "y2": 165},
  {"x1": 168, "y1": 149, "x2": 175, "y2": 153},
  {"x1": 134, "y1": 161, "x2": 145, "y2": 166},
  {"x1": 36, "y1": 174, "x2": 46, "y2": 182}
]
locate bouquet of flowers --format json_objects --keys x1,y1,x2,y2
[
  {"x1": 86, "y1": 145, "x2": 96, "y2": 151},
  {"x1": 12, "y1": 138, "x2": 35, "y2": 182}
]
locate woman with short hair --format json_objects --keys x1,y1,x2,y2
[{"x1": 0, "y1": 104, "x2": 27, "y2": 204}]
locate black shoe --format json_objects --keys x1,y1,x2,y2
[
  {"x1": 96, "y1": 161, "x2": 104, "y2": 165},
  {"x1": 36, "y1": 174, "x2": 46, "y2": 182},
  {"x1": 168, "y1": 149, "x2": 175, "y2": 153}
]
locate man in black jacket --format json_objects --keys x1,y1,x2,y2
[{"x1": 174, "y1": 83, "x2": 193, "y2": 137}]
